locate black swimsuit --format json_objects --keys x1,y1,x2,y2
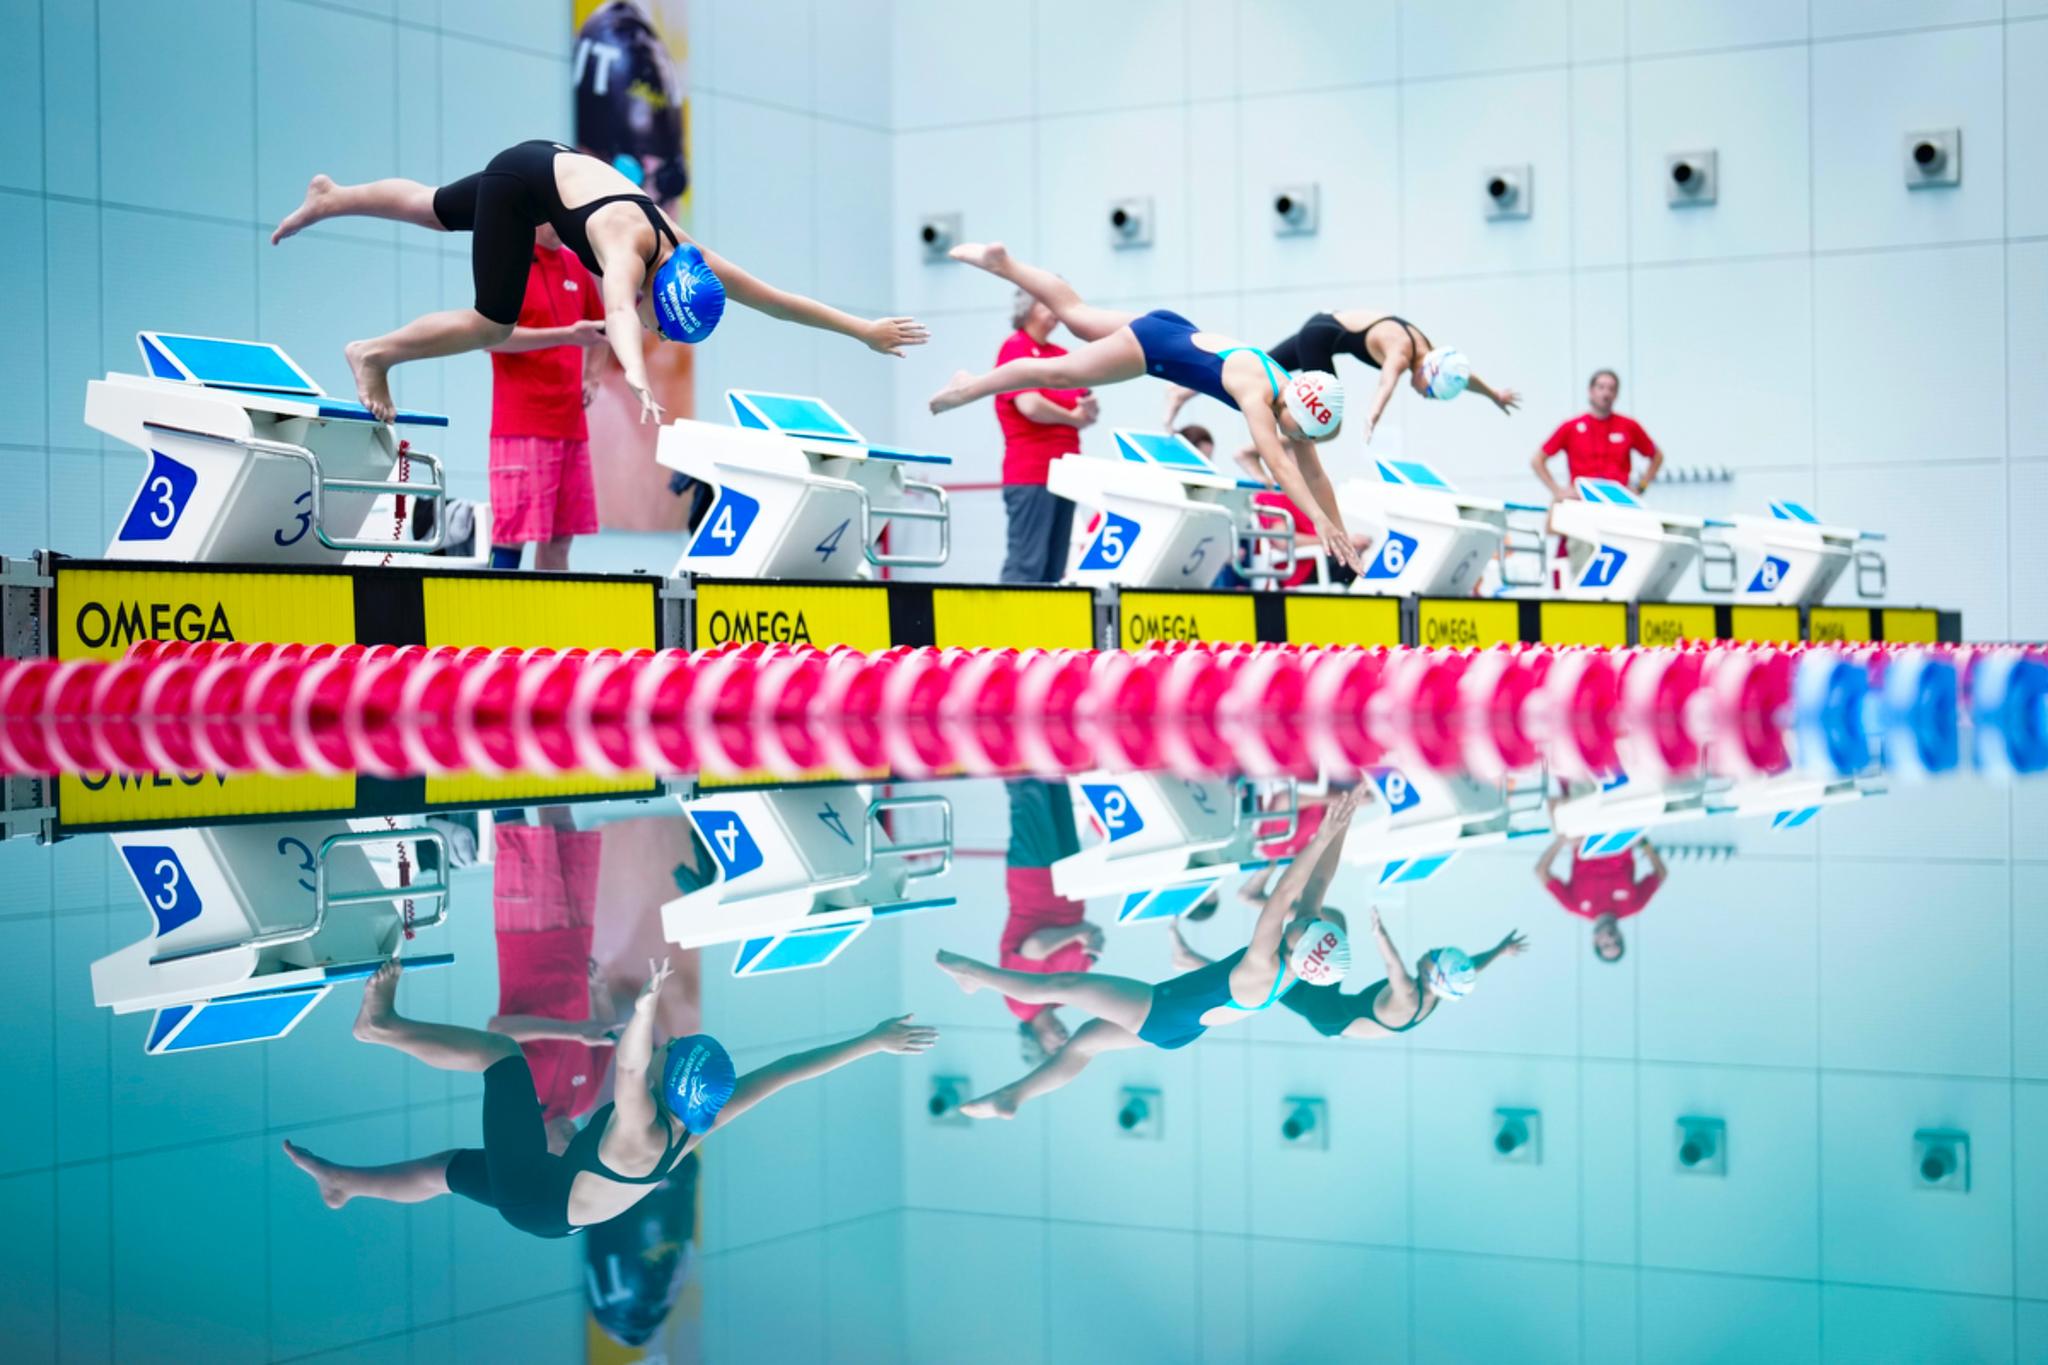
[
  {"x1": 446, "y1": 1055, "x2": 692, "y2": 1239},
  {"x1": 432, "y1": 140, "x2": 681, "y2": 326},
  {"x1": 1280, "y1": 977, "x2": 1431, "y2": 1037},
  {"x1": 1268, "y1": 313, "x2": 1430, "y2": 375}
]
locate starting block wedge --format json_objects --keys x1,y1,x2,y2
[
  {"x1": 1339, "y1": 458, "x2": 1545, "y2": 596},
  {"x1": 1719, "y1": 500, "x2": 1886, "y2": 606},
  {"x1": 1549, "y1": 478, "x2": 1709, "y2": 602}
]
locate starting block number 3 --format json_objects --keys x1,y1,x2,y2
[
  {"x1": 121, "y1": 844, "x2": 202, "y2": 934},
  {"x1": 117, "y1": 452, "x2": 199, "y2": 543}
]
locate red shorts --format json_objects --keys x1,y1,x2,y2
[{"x1": 488, "y1": 435, "x2": 599, "y2": 545}]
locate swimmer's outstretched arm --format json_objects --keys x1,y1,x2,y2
[
  {"x1": 599, "y1": 262, "x2": 665, "y2": 425},
  {"x1": 706, "y1": 1015, "x2": 937, "y2": 1134},
  {"x1": 1241, "y1": 403, "x2": 1365, "y2": 573},
  {"x1": 1472, "y1": 931, "x2": 1530, "y2": 972},
  {"x1": 1465, "y1": 373, "x2": 1522, "y2": 416},
  {"x1": 1243, "y1": 788, "x2": 1364, "y2": 972},
  {"x1": 1362, "y1": 359, "x2": 1407, "y2": 441},
  {"x1": 695, "y1": 247, "x2": 929, "y2": 357},
  {"x1": 608, "y1": 958, "x2": 676, "y2": 1142}
]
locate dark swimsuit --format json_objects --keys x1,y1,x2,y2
[
  {"x1": 432, "y1": 139, "x2": 682, "y2": 326},
  {"x1": 1280, "y1": 977, "x2": 1431, "y2": 1037},
  {"x1": 1135, "y1": 947, "x2": 1294, "y2": 1050},
  {"x1": 446, "y1": 1055, "x2": 692, "y2": 1239},
  {"x1": 1127, "y1": 309, "x2": 1288, "y2": 411},
  {"x1": 1268, "y1": 313, "x2": 1430, "y2": 375}
]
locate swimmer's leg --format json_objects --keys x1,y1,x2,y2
[
  {"x1": 273, "y1": 175, "x2": 444, "y2": 244},
  {"x1": 935, "y1": 950, "x2": 1153, "y2": 1032},
  {"x1": 948, "y1": 242, "x2": 1136, "y2": 341},
  {"x1": 959, "y1": 1019, "x2": 1144, "y2": 1119},
  {"x1": 281, "y1": 1140, "x2": 456, "y2": 1208},
  {"x1": 929, "y1": 334, "x2": 1143, "y2": 414},
  {"x1": 345, "y1": 308, "x2": 514, "y2": 423},
  {"x1": 352, "y1": 959, "x2": 522, "y2": 1072}
]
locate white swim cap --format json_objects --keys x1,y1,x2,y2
[
  {"x1": 1289, "y1": 919, "x2": 1351, "y2": 986},
  {"x1": 1419, "y1": 347, "x2": 1470, "y2": 400},
  {"x1": 1282, "y1": 369, "x2": 1344, "y2": 440},
  {"x1": 1426, "y1": 947, "x2": 1477, "y2": 1000}
]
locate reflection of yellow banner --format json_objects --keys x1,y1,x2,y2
[
  {"x1": 694, "y1": 582, "x2": 892, "y2": 651},
  {"x1": 1880, "y1": 608, "x2": 1940, "y2": 643},
  {"x1": 1416, "y1": 598, "x2": 1519, "y2": 648},
  {"x1": 1120, "y1": 592, "x2": 1257, "y2": 646},
  {"x1": 421, "y1": 576, "x2": 656, "y2": 650},
  {"x1": 1809, "y1": 607, "x2": 1872, "y2": 643},
  {"x1": 55, "y1": 567, "x2": 353, "y2": 662},
  {"x1": 1283, "y1": 595, "x2": 1402, "y2": 646},
  {"x1": 58, "y1": 771, "x2": 356, "y2": 828},
  {"x1": 424, "y1": 771, "x2": 656, "y2": 806},
  {"x1": 1637, "y1": 603, "x2": 1718, "y2": 646},
  {"x1": 931, "y1": 587, "x2": 1095, "y2": 649},
  {"x1": 1730, "y1": 605, "x2": 1801, "y2": 643},
  {"x1": 1538, "y1": 602, "x2": 1627, "y2": 646}
]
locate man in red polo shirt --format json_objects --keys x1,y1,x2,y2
[
  {"x1": 997, "y1": 290, "x2": 1098, "y2": 583},
  {"x1": 1531, "y1": 369, "x2": 1663, "y2": 584},
  {"x1": 486, "y1": 225, "x2": 610, "y2": 571},
  {"x1": 1535, "y1": 834, "x2": 1668, "y2": 963},
  {"x1": 997, "y1": 779, "x2": 1104, "y2": 1062}
]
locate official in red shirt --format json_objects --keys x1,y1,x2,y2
[
  {"x1": 997, "y1": 290, "x2": 1098, "y2": 583},
  {"x1": 996, "y1": 779, "x2": 1101, "y2": 1063},
  {"x1": 487, "y1": 225, "x2": 611, "y2": 571},
  {"x1": 1532, "y1": 368, "x2": 1663, "y2": 582},
  {"x1": 1535, "y1": 835, "x2": 1668, "y2": 963}
]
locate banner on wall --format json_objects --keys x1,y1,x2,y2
[{"x1": 573, "y1": 0, "x2": 694, "y2": 533}]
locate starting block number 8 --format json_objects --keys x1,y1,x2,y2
[{"x1": 1747, "y1": 555, "x2": 1789, "y2": 594}]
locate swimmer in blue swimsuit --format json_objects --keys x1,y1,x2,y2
[
  {"x1": 934, "y1": 787, "x2": 1369, "y2": 1120},
  {"x1": 927, "y1": 242, "x2": 1367, "y2": 573}
]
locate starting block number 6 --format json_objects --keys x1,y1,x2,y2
[
  {"x1": 1366, "y1": 530, "x2": 1419, "y2": 581},
  {"x1": 1370, "y1": 767, "x2": 1420, "y2": 814}
]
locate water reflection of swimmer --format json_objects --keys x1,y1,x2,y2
[
  {"x1": 1535, "y1": 834, "x2": 1666, "y2": 964},
  {"x1": 999, "y1": 779, "x2": 1104, "y2": 1064},
  {"x1": 934, "y1": 788, "x2": 1367, "y2": 1119},
  {"x1": 280, "y1": 957, "x2": 935, "y2": 1239}
]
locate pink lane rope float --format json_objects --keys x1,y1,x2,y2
[{"x1": 0, "y1": 639, "x2": 2038, "y2": 783}]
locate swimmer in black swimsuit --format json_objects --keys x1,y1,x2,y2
[
  {"x1": 927, "y1": 242, "x2": 1366, "y2": 573},
  {"x1": 271, "y1": 140, "x2": 928, "y2": 424},
  {"x1": 280, "y1": 957, "x2": 935, "y2": 1239},
  {"x1": 1190, "y1": 311, "x2": 1520, "y2": 471},
  {"x1": 932, "y1": 787, "x2": 1369, "y2": 1119}
]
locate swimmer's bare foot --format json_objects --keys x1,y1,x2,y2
[
  {"x1": 345, "y1": 339, "x2": 396, "y2": 423},
  {"x1": 934, "y1": 949, "x2": 984, "y2": 995},
  {"x1": 958, "y1": 1089, "x2": 1019, "y2": 1120},
  {"x1": 272, "y1": 174, "x2": 338, "y2": 245},
  {"x1": 929, "y1": 370, "x2": 978, "y2": 416},
  {"x1": 282, "y1": 1140, "x2": 352, "y2": 1208},
  {"x1": 947, "y1": 240, "x2": 1010, "y2": 274},
  {"x1": 353, "y1": 958, "x2": 401, "y2": 1042}
]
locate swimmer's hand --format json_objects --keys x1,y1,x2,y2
[
  {"x1": 865, "y1": 1013, "x2": 939, "y2": 1054},
  {"x1": 1491, "y1": 387, "x2": 1522, "y2": 415},
  {"x1": 1493, "y1": 930, "x2": 1530, "y2": 957},
  {"x1": 864, "y1": 317, "x2": 930, "y2": 358},
  {"x1": 637, "y1": 956, "x2": 674, "y2": 1005},
  {"x1": 627, "y1": 376, "x2": 666, "y2": 425},
  {"x1": 1317, "y1": 520, "x2": 1366, "y2": 574},
  {"x1": 569, "y1": 319, "x2": 609, "y2": 348}
]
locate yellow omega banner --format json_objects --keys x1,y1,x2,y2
[
  {"x1": 1119, "y1": 592, "x2": 1258, "y2": 646},
  {"x1": 54, "y1": 567, "x2": 354, "y2": 662},
  {"x1": 1415, "y1": 598, "x2": 1520, "y2": 648},
  {"x1": 1637, "y1": 603, "x2": 1719, "y2": 646},
  {"x1": 930, "y1": 587, "x2": 1095, "y2": 649},
  {"x1": 694, "y1": 581, "x2": 893, "y2": 651}
]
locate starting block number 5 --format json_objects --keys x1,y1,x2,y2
[
  {"x1": 1079, "y1": 512, "x2": 1141, "y2": 572},
  {"x1": 1082, "y1": 782, "x2": 1146, "y2": 842}
]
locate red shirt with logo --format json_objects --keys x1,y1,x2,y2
[
  {"x1": 1545, "y1": 850, "x2": 1664, "y2": 920},
  {"x1": 491, "y1": 243, "x2": 605, "y2": 441},
  {"x1": 1541, "y1": 411, "x2": 1657, "y2": 487},
  {"x1": 994, "y1": 330, "x2": 1087, "y2": 486},
  {"x1": 999, "y1": 869, "x2": 1091, "y2": 1021}
]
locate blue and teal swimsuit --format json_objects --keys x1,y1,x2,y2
[{"x1": 1129, "y1": 309, "x2": 1288, "y2": 411}]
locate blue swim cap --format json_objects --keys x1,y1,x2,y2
[
  {"x1": 651, "y1": 243, "x2": 725, "y2": 344},
  {"x1": 661, "y1": 1034, "x2": 736, "y2": 1133}
]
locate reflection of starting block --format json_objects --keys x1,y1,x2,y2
[
  {"x1": 1051, "y1": 431, "x2": 1294, "y2": 588},
  {"x1": 1343, "y1": 765, "x2": 1515, "y2": 876},
  {"x1": 1548, "y1": 772, "x2": 1708, "y2": 846},
  {"x1": 662, "y1": 787, "x2": 953, "y2": 974},
  {"x1": 1052, "y1": 774, "x2": 1296, "y2": 916},
  {"x1": 93, "y1": 822, "x2": 450, "y2": 1048},
  {"x1": 87, "y1": 334, "x2": 448, "y2": 564},
  {"x1": 659, "y1": 390, "x2": 950, "y2": 580},
  {"x1": 1719, "y1": 501, "x2": 1886, "y2": 605},
  {"x1": 1549, "y1": 479, "x2": 1706, "y2": 601},
  {"x1": 1705, "y1": 768, "x2": 1884, "y2": 829},
  {"x1": 1339, "y1": 459, "x2": 1544, "y2": 596}
]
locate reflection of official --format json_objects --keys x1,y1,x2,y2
[
  {"x1": 998, "y1": 779, "x2": 1099, "y2": 1063},
  {"x1": 997, "y1": 290, "x2": 1097, "y2": 583},
  {"x1": 1536, "y1": 834, "x2": 1667, "y2": 963}
]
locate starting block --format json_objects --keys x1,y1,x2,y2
[
  {"x1": 659, "y1": 391, "x2": 951, "y2": 580},
  {"x1": 1051, "y1": 431, "x2": 1295, "y2": 589},
  {"x1": 87, "y1": 334, "x2": 449, "y2": 565},
  {"x1": 1548, "y1": 771, "x2": 1709, "y2": 847},
  {"x1": 1339, "y1": 459, "x2": 1545, "y2": 596},
  {"x1": 662, "y1": 787, "x2": 953, "y2": 974},
  {"x1": 93, "y1": 821, "x2": 450, "y2": 1048},
  {"x1": 1719, "y1": 500, "x2": 1886, "y2": 606},
  {"x1": 1051, "y1": 774, "x2": 1297, "y2": 918},
  {"x1": 1549, "y1": 478, "x2": 1710, "y2": 602},
  {"x1": 1343, "y1": 765, "x2": 1528, "y2": 883}
]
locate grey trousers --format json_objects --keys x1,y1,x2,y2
[{"x1": 1001, "y1": 484, "x2": 1077, "y2": 584}]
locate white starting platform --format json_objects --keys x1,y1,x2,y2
[
  {"x1": 87, "y1": 334, "x2": 454, "y2": 565},
  {"x1": 92, "y1": 821, "x2": 450, "y2": 1051},
  {"x1": 1339, "y1": 459, "x2": 1546, "y2": 597},
  {"x1": 1051, "y1": 431, "x2": 1296, "y2": 589},
  {"x1": 1051, "y1": 774, "x2": 1297, "y2": 922},
  {"x1": 1720, "y1": 500, "x2": 1887, "y2": 606},
  {"x1": 1548, "y1": 771, "x2": 1710, "y2": 849},
  {"x1": 662, "y1": 786, "x2": 954, "y2": 975},
  {"x1": 1550, "y1": 478, "x2": 1712, "y2": 602},
  {"x1": 1342, "y1": 765, "x2": 1534, "y2": 887},
  {"x1": 659, "y1": 390, "x2": 951, "y2": 580}
]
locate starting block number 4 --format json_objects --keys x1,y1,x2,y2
[
  {"x1": 1079, "y1": 512, "x2": 1141, "y2": 571},
  {"x1": 1580, "y1": 544, "x2": 1629, "y2": 590},
  {"x1": 122, "y1": 844, "x2": 202, "y2": 934},
  {"x1": 689, "y1": 809, "x2": 765, "y2": 878},
  {"x1": 1082, "y1": 782, "x2": 1145, "y2": 842},
  {"x1": 688, "y1": 487, "x2": 762, "y2": 560},
  {"x1": 117, "y1": 452, "x2": 199, "y2": 543},
  {"x1": 1365, "y1": 530, "x2": 1419, "y2": 581}
]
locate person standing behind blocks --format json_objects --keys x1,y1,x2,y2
[
  {"x1": 996, "y1": 288, "x2": 1098, "y2": 583},
  {"x1": 1530, "y1": 368, "x2": 1664, "y2": 587},
  {"x1": 487, "y1": 224, "x2": 612, "y2": 571}
]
